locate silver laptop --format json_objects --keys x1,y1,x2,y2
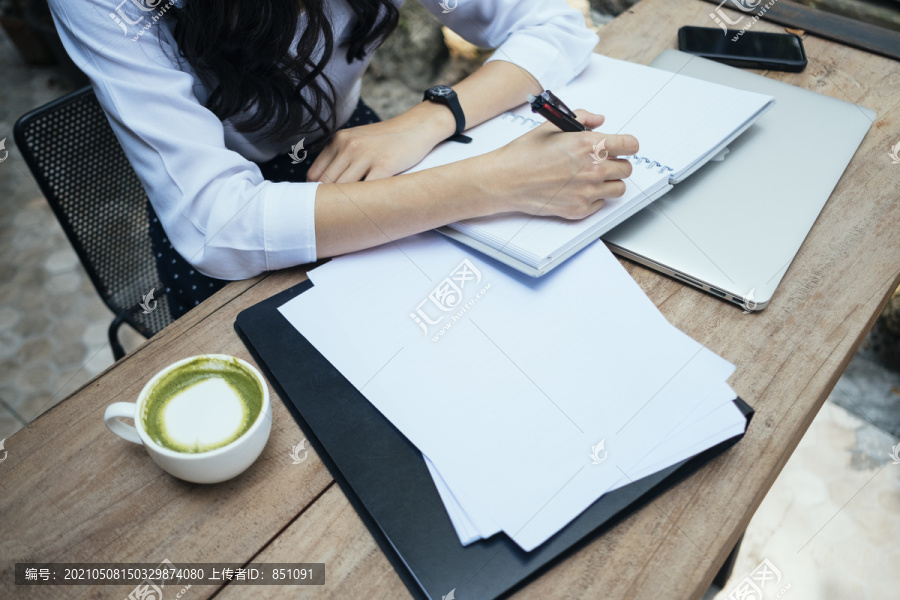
[{"x1": 602, "y1": 50, "x2": 875, "y2": 311}]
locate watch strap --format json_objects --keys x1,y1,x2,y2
[{"x1": 425, "y1": 86, "x2": 471, "y2": 144}]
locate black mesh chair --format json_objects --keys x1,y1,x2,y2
[{"x1": 14, "y1": 86, "x2": 173, "y2": 360}]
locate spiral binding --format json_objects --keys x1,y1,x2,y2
[
  {"x1": 631, "y1": 155, "x2": 674, "y2": 175},
  {"x1": 501, "y1": 113, "x2": 542, "y2": 129}
]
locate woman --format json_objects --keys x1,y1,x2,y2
[{"x1": 48, "y1": 0, "x2": 638, "y2": 318}]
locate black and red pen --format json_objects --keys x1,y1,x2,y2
[{"x1": 527, "y1": 90, "x2": 587, "y2": 132}]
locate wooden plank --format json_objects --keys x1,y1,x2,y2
[
  {"x1": 214, "y1": 485, "x2": 411, "y2": 600},
  {"x1": 0, "y1": 268, "x2": 336, "y2": 600},
  {"x1": 2, "y1": 1, "x2": 898, "y2": 599},
  {"x1": 222, "y1": 2, "x2": 900, "y2": 599}
]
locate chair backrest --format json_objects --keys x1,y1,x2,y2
[{"x1": 14, "y1": 87, "x2": 172, "y2": 338}]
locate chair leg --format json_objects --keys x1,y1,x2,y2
[{"x1": 108, "y1": 315, "x2": 126, "y2": 361}]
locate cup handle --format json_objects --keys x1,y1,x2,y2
[{"x1": 104, "y1": 402, "x2": 143, "y2": 445}]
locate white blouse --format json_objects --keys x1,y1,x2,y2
[{"x1": 47, "y1": 0, "x2": 598, "y2": 279}]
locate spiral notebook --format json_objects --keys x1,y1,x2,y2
[{"x1": 404, "y1": 53, "x2": 775, "y2": 277}]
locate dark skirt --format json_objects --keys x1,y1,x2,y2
[{"x1": 148, "y1": 100, "x2": 381, "y2": 320}]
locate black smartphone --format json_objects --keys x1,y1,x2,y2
[{"x1": 678, "y1": 25, "x2": 807, "y2": 72}]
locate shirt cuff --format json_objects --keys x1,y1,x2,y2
[
  {"x1": 486, "y1": 34, "x2": 580, "y2": 92},
  {"x1": 263, "y1": 180, "x2": 320, "y2": 271}
]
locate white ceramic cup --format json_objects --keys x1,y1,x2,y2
[{"x1": 104, "y1": 354, "x2": 271, "y2": 484}]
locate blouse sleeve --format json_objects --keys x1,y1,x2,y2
[
  {"x1": 417, "y1": 0, "x2": 599, "y2": 91},
  {"x1": 47, "y1": 0, "x2": 319, "y2": 280}
]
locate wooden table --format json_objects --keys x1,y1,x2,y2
[{"x1": 2, "y1": 0, "x2": 898, "y2": 597}]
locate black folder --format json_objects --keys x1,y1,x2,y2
[{"x1": 235, "y1": 281, "x2": 753, "y2": 600}]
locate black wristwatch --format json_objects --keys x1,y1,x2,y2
[{"x1": 424, "y1": 85, "x2": 472, "y2": 144}]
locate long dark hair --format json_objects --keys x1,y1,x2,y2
[{"x1": 166, "y1": 0, "x2": 399, "y2": 144}]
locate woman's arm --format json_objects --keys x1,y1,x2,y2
[
  {"x1": 309, "y1": 0, "x2": 636, "y2": 259},
  {"x1": 48, "y1": 0, "x2": 326, "y2": 280},
  {"x1": 314, "y1": 112, "x2": 637, "y2": 258},
  {"x1": 47, "y1": 0, "x2": 631, "y2": 282},
  {"x1": 309, "y1": 0, "x2": 599, "y2": 183},
  {"x1": 307, "y1": 60, "x2": 543, "y2": 183}
]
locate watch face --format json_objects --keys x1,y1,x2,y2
[{"x1": 428, "y1": 85, "x2": 454, "y2": 98}]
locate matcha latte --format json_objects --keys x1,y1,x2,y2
[{"x1": 140, "y1": 356, "x2": 264, "y2": 453}]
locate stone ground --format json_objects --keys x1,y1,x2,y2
[{"x1": 1, "y1": 6, "x2": 899, "y2": 599}]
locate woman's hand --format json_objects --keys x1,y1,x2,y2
[
  {"x1": 307, "y1": 102, "x2": 455, "y2": 184},
  {"x1": 313, "y1": 110, "x2": 640, "y2": 259},
  {"x1": 479, "y1": 110, "x2": 639, "y2": 220}
]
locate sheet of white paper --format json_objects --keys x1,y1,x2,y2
[
  {"x1": 614, "y1": 383, "x2": 745, "y2": 485},
  {"x1": 425, "y1": 455, "x2": 502, "y2": 544},
  {"x1": 280, "y1": 233, "x2": 736, "y2": 550},
  {"x1": 626, "y1": 402, "x2": 747, "y2": 481},
  {"x1": 286, "y1": 234, "x2": 736, "y2": 549},
  {"x1": 432, "y1": 382, "x2": 745, "y2": 546}
]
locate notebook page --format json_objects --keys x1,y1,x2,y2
[
  {"x1": 497, "y1": 54, "x2": 773, "y2": 180},
  {"x1": 449, "y1": 164, "x2": 667, "y2": 267},
  {"x1": 405, "y1": 113, "x2": 537, "y2": 175},
  {"x1": 432, "y1": 54, "x2": 773, "y2": 267},
  {"x1": 600, "y1": 73, "x2": 773, "y2": 178}
]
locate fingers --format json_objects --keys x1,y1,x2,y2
[
  {"x1": 334, "y1": 162, "x2": 371, "y2": 184},
  {"x1": 533, "y1": 110, "x2": 606, "y2": 138},
  {"x1": 598, "y1": 157, "x2": 633, "y2": 180},
  {"x1": 592, "y1": 133, "x2": 639, "y2": 158},
  {"x1": 546, "y1": 181, "x2": 624, "y2": 220},
  {"x1": 308, "y1": 130, "x2": 365, "y2": 183},
  {"x1": 364, "y1": 167, "x2": 393, "y2": 182},
  {"x1": 558, "y1": 197, "x2": 606, "y2": 221},
  {"x1": 532, "y1": 112, "x2": 638, "y2": 159},
  {"x1": 599, "y1": 179, "x2": 627, "y2": 199},
  {"x1": 573, "y1": 109, "x2": 606, "y2": 130},
  {"x1": 309, "y1": 128, "x2": 397, "y2": 183},
  {"x1": 307, "y1": 145, "x2": 339, "y2": 182},
  {"x1": 310, "y1": 149, "x2": 370, "y2": 184}
]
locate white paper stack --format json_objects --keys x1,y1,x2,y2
[{"x1": 278, "y1": 233, "x2": 746, "y2": 551}]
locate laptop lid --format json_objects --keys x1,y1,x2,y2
[{"x1": 602, "y1": 50, "x2": 875, "y2": 310}]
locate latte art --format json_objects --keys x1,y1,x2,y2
[{"x1": 141, "y1": 356, "x2": 263, "y2": 453}]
